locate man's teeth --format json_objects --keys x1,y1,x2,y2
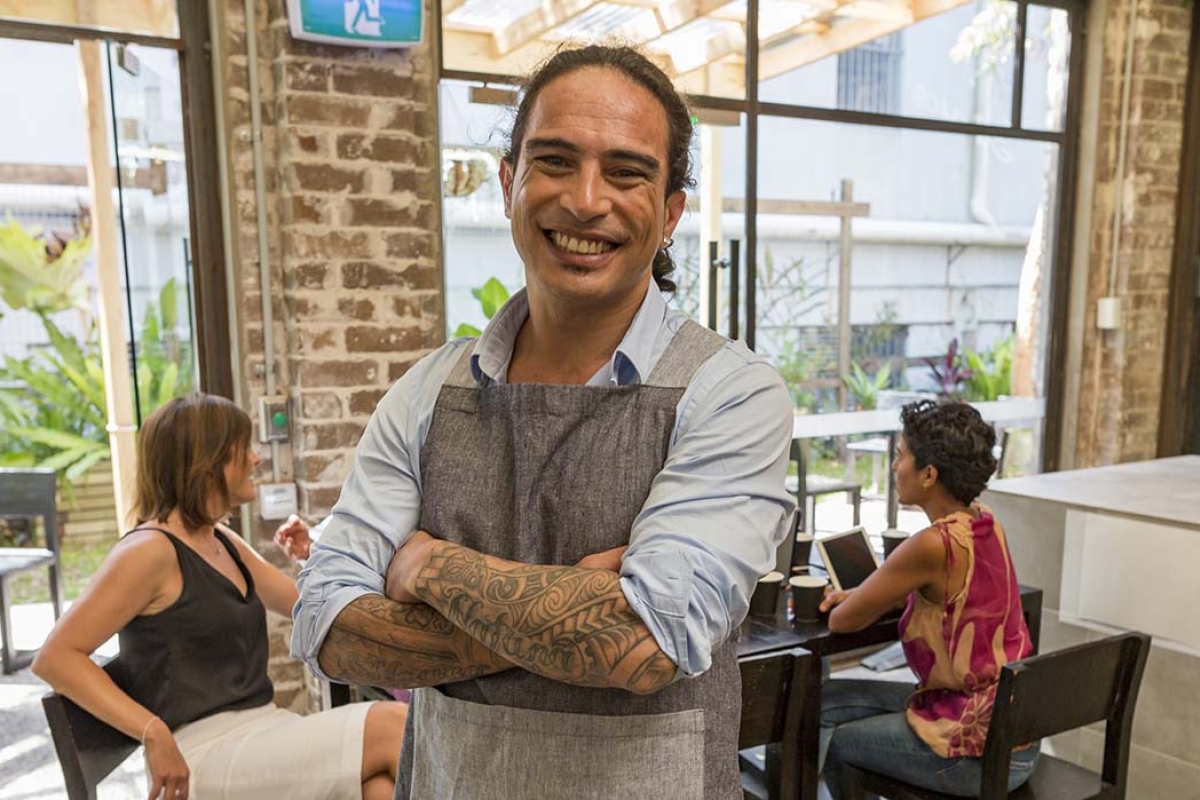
[{"x1": 550, "y1": 231, "x2": 615, "y2": 255}]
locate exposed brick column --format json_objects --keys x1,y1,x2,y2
[
  {"x1": 1072, "y1": 0, "x2": 1192, "y2": 466},
  {"x1": 219, "y1": 0, "x2": 443, "y2": 708}
]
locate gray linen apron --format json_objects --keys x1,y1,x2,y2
[{"x1": 395, "y1": 320, "x2": 743, "y2": 800}]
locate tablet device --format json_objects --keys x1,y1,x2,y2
[{"x1": 815, "y1": 527, "x2": 880, "y2": 591}]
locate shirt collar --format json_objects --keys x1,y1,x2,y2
[{"x1": 469, "y1": 282, "x2": 667, "y2": 387}]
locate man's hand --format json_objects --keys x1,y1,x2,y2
[
  {"x1": 575, "y1": 545, "x2": 627, "y2": 572},
  {"x1": 385, "y1": 531, "x2": 439, "y2": 604},
  {"x1": 274, "y1": 515, "x2": 312, "y2": 562}
]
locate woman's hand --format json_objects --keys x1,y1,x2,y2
[
  {"x1": 819, "y1": 586, "x2": 854, "y2": 613},
  {"x1": 142, "y1": 719, "x2": 189, "y2": 800},
  {"x1": 273, "y1": 515, "x2": 312, "y2": 562}
]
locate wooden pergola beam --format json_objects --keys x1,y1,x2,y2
[
  {"x1": 493, "y1": 0, "x2": 603, "y2": 56},
  {"x1": 0, "y1": 0, "x2": 175, "y2": 36}
]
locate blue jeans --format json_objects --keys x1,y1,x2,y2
[{"x1": 820, "y1": 679, "x2": 1039, "y2": 799}]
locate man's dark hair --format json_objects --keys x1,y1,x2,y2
[
  {"x1": 502, "y1": 44, "x2": 695, "y2": 294},
  {"x1": 900, "y1": 399, "x2": 998, "y2": 505}
]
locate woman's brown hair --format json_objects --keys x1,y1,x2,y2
[{"x1": 134, "y1": 392, "x2": 252, "y2": 530}]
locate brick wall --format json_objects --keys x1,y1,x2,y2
[
  {"x1": 219, "y1": 0, "x2": 443, "y2": 706},
  {"x1": 1071, "y1": 0, "x2": 1193, "y2": 466}
]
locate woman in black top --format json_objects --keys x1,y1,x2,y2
[{"x1": 34, "y1": 393, "x2": 406, "y2": 800}]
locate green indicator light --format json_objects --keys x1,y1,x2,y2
[{"x1": 272, "y1": 411, "x2": 287, "y2": 428}]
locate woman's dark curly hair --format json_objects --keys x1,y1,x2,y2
[{"x1": 900, "y1": 400, "x2": 997, "y2": 505}]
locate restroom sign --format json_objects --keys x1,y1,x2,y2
[{"x1": 287, "y1": 0, "x2": 423, "y2": 47}]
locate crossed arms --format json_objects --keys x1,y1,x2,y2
[{"x1": 318, "y1": 536, "x2": 675, "y2": 695}]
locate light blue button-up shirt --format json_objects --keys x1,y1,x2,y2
[{"x1": 292, "y1": 284, "x2": 795, "y2": 679}]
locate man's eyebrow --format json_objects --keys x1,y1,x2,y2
[{"x1": 524, "y1": 138, "x2": 661, "y2": 173}]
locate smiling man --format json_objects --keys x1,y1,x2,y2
[{"x1": 292, "y1": 45, "x2": 795, "y2": 799}]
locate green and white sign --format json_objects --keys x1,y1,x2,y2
[{"x1": 287, "y1": 0, "x2": 423, "y2": 48}]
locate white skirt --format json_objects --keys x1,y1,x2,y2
[{"x1": 158, "y1": 701, "x2": 374, "y2": 800}]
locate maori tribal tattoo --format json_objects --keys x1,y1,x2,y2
[
  {"x1": 318, "y1": 594, "x2": 513, "y2": 688},
  {"x1": 413, "y1": 542, "x2": 677, "y2": 694}
]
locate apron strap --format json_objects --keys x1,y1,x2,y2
[
  {"x1": 644, "y1": 320, "x2": 728, "y2": 389},
  {"x1": 443, "y1": 339, "x2": 480, "y2": 388}
]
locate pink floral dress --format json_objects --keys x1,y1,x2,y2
[{"x1": 898, "y1": 504, "x2": 1033, "y2": 758}]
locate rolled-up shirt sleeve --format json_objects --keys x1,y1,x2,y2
[
  {"x1": 619, "y1": 353, "x2": 795, "y2": 678},
  {"x1": 290, "y1": 343, "x2": 464, "y2": 679}
]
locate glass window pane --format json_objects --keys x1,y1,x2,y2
[
  {"x1": 753, "y1": 115, "x2": 1058, "y2": 475},
  {"x1": 1021, "y1": 5, "x2": 1071, "y2": 131},
  {"x1": 759, "y1": 0, "x2": 1017, "y2": 127},
  {"x1": 442, "y1": 0, "x2": 747, "y2": 100},
  {"x1": 0, "y1": 0, "x2": 178, "y2": 38}
]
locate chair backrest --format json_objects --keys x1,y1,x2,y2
[
  {"x1": 978, "y1": 632, "x2": 1151, "y2": 800},
  {"x1": 41, "y1": 658, "x2": 139, "y2": 800},
  {"x1": 0, "y1": 468, "x2": 60, "y2": 553},
  {"x1": 739, "y1": 645, "x2": 812, "y2": 799}
]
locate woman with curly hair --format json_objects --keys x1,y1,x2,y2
[{"x1": 817, "y1": 399, "x2": 1038, "y2": 798}]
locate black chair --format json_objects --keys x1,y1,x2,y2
[
  {"x1": 42, "y1": 657, "x2": 139, "y2": 800},
  {"x1": 0, "y1": 468, "x2": 65, "y2": 673},
  {"x1": 739, "y1": 646, "x2": 814, "y2": 800},
  {"x1": 842, "y1": 632, "x2": 1151, "y2": 800},
  {"x1": 786, "y1": 440, "x2": 862, "y2": 538}
]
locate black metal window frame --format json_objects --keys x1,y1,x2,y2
[{"x1": 0, "y1": 9, "x2": 234, "y2": 402}]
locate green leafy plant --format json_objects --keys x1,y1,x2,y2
[
  {"x1": 452, "y1": 277, "x2": 511, "y2": 338},
  {"x1": 964, "y1": 335, "x2": 1014, "y2": 402},
  {"x1": 0, "y1": 217, "x2": 91, "y2": 319},
  {"x1": 842, "y1": 362, "x2": 893, "y2": 410}
]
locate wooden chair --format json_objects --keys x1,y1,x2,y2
[
  {"x1": 41, "y1": 657, "x2": 139, "y2": 800},
  {"x1": 786, "y1": 440, "x2": 862, "y2": 538},
  {"x1": 0, "y1": 468, "x2": 64, "y2": 673},
  {"x1": 739, "y1": 646, "x2": 814, "y2": 800},
  {"x1": 842, "y1": 632, "x2": 1151, "y2": 800}
]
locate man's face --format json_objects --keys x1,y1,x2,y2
[{"x1": 499, "y1": 67, "x2": 686, "y2": 313}]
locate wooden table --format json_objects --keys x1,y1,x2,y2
[{"x1": 736, "y1": 585, "x2": 1044, "y2": 799}]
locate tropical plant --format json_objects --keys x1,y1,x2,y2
[
  {"x1": 964, "y1": 335, "x2": 1014, "y2": 401},
  {"x1": 451, "y1": 277, "x2": 511, "y2": 338},
  {"x1": 0, "y1": 216, "x2": 91, "y2": 318},
  {"x1": 0, "y1": 278, "x2": 194, "y2": 488},
  {"x1": 924, "y1": 338, "x2": 972, "y2": 399},
  {"x1": 842, "y1": 362, "x2": 893, "y2": 410}
]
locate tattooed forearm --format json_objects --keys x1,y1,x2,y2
[
  {"x1": 412, "y1": 543, "x2": 677, "y2": 695},
  {"x1": 316, "y1": 594, "x2": 514, "y2": 688}
]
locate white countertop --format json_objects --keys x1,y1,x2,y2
[{"x1": 987, "y1": 455, "x2": 1200, "y2": 530}]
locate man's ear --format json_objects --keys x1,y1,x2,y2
[
  {"x1": 499, "y1": 158, "x2": 515, "y2": 220},
  {"x1": 663, "y1": 189, "x2": 686, "y2": 239}
]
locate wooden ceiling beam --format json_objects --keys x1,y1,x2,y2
[{"x1": 492, "y1": 0, "x2": 603, "y2": 56}]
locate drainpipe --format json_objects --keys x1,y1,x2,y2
[{"x1": 243, "y1": 0, "x2": 281, "y2": 483}]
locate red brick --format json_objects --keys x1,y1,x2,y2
[
  {"x1": 292, "y1": 163, "x2": 366, "y2": 193},
  {"x1": 298, "y1": 453, "x2": 350, "y2": 483},
  {"x1": 385, "y1": 231, "x2": 434, "y2": 259},
  {"x1": 344, "y1": 197, "x2": 422, "y2": 227},
  {"x1": 349, "y1": 389, "x2": 387, "y2": 415},
  {"x1": 300, "y1": 391, "x2": 342, "y2": 420},
  {"x1": 331, "y1": 64, "x2": 414, "y2": 97},
  {"x1": 337, "y1": 133, "x2": 426, "y2": 163},
  {"x1": 287, "y1": 94, "x2": 373, "y2": 127},
  {"x1": 289, "y1": 196, "x2": 326, "y2": 224},
  {"x1": 298, "y1": 326, "x2": 339, "y2": 352},
  {"x1": 299, "y1": 359, "x2": 379, "y2": 387},
  {"x1": 301, "y1": 422, "x2": 366, "y2": 451},
  {"x1": 287, "y1": 231, "x2": 374, "y2": 259},
  {"x1": 388, "y1": 358, "x2": 422, "y2": 382},
  {"x1": 345, "y1": 325, "x2": 424, "y2": 352},
  {"x1": 338, "y1": 297, "x2": 377, "y2": 320},
  {"x1": 293, "y1": 263, "x2": 328, "y2": 289},
  {"x1": 341, "y1": 261, "x2": 439, "y2": 290},
  {"x1": 302, "y1": 485, "x2": 344, "y2": 516}
]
